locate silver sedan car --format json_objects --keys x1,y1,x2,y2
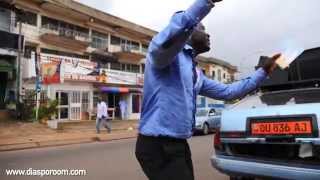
[{"x1": 194, "y1": 108, "x2": 221, "y2": 135}]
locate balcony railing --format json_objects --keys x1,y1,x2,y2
[
  {"x1": 41, "y1": 24, "x2": 90, "y2": 42},
  {"x1": 120, "y1": 44, "x2": 140, "y2": 53}
]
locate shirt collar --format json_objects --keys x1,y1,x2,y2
[{"x1": 183, "y1": 44, "x2": 197, "y2": 59}]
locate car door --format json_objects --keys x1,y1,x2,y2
[{"x1": 208, "y1": 109, "x2": 216, "y2": 128}]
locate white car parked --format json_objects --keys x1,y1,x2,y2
[{"x1": 211, "y1": 49, "x2": 320, "y2": 180}]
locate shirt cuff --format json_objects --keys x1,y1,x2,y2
[
  {"x1": 252, "y1": 67, "x2": 268, "y2": 85},
  {"x1": 185, "y1": 0, "x2": 215, "y2": 25}
]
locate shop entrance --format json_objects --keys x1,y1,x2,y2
[
  {"x1": 70, "y1": 91, "x2": 81, "y2": 120},
  {"x1": 56, "y1": 91, "x2": 87, "y2": 121},
  {"x1": 107, "y1": 93, "x2": 120, "y2": 118},
  {"x1": 56, "y1": 91, "x2": 82, "y2": 121},
  {"x1": 56, "y1": 91, "x2": 69, "y2": 120},
  {"x1": 0, "y1": 72, "x2": 8, "y2": 109}
]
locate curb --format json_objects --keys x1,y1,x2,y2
[{"x1": 0, "y1": 132, "x2": 137, "y2": 152}]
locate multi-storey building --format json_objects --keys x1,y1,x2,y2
[
  {"x1": 1, "y1": 0, "x2": 155, "y2": 123},
  {"x1": 0, "y1": 0, "x2": 237, "y2": 125},
  {"x1": 196, "y1": 56, "x2": 238, "y2": 109}
]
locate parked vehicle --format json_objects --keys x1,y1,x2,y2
[
  {"x1": 211, "y1": 48, "x2": 320, "y2": 180},
  {"x1": 195, "y1": 108, "x2": 221, "y2": 135}
]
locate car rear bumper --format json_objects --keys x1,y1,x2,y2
[{"x1": 211, "y1": 155, "x2": 320, "y2": 180}]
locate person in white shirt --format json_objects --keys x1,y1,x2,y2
[
  {"x1": 119, "y1": 99, "x2": 127, "y2": 120},
  {"x1": 96, "y1": 97, "x2": 111, "y2": 134}
]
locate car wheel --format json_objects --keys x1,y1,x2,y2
[
  {"x1": 230, "y1": 176, "x2": 255, "y2": 180},
  {"x1": 202, "y1": 123, "x2": 209, "y2": 135}
]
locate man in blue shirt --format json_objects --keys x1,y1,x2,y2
[{"x1": 135, "y1": 0, "x2": 280, "y2": 179}]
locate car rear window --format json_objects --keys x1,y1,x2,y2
[{"x1": 261, "y1": 88, "x2": 320, "y2": 105}]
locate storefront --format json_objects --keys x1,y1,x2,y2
[
  {"x1": 0, "y1": 26, "x2": 21, "y2": 109},
  {"x1": 0, "y1": 55, "x2": 17, "y2": 109},
  {"x1": 23, "y1": 52, "x2": 97, "y2": 121},
  {"x1": 23, "y1": 52, "x2": 143, "y2": 121},
  {"x1": 97, "y1": 86, "x2": 142, "y2": 120},
  {"x1": 44, "y1": 82, "x2": 92, "y2": 121}
]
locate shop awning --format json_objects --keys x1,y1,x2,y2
[
  {"x1": 100, "y1": 87, "x2": 142, "y2": 93},
  {"x1": 100, "y1": 87, "x2": 129, "y2": 93}
]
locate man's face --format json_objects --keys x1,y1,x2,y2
[{"x1": 190, "y1": 23, "x2": 211, "y2": 54}]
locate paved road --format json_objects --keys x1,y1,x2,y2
[{"x1": 0, "y1": 135, "x2": 228, "y2": 180}]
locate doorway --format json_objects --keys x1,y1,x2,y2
[
  {"x1": 70, "y1": 91, "x2": 81, "y2": 120},
  {"x1": 107, "y1": 93, "x2": 120, "y2": 118},
  {"x1": 0, "y1": 72, "x2": 8, "y2": 109},
  {"x1": 55, "y1": 91, "x2": 84, "y2": 121},
  {"x1": 56, "y1": 91, "x2": 69, "y2": 120}
]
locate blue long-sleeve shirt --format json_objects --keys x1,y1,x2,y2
[{"x1": 139, "y1": 0, "x2": 268, "y2": 139}]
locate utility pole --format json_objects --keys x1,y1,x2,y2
[{"x1": 16, "y1": 10, "x2": 23, "y2": 120}]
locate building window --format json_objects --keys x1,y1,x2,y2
[
  {"x1": 24, "y1": 46, "x2": 37, "y2": 59},
  {"x1": 131, "y1": 41, "x2": 140, "y2": 51},
  {"x1": 132, "y1": 94, "x2": 141, "y2": 113},
  {"x1": 117, "y1": 38, "x2": 140, "y2": 52},
  {"x1": 110, "y1": 62, "x2": 121, "y2": 70},
  {"x1": 142, "y1": 64, "x2": 145, "y2": 73},
  {"x1": 0, "y1": 7, "x2": 11, "y2": 32},
  {"x1": 111, "y1": 35, "x2": 121, "y2": 45},
  {"x1": 218, "y1": 69, "x2": 222, "y2": 82},
  {"x1": 25, "y1": 90, "x2": 48, "y2": 106},
  {"x1": 41, "y1": 16, "x2": 89, "y2": 39},
  {"x1": 81, "y1": 92, "x2": 89, "y2": 113},
  {"x1": 91, "y1": 30, "x2": 108, "y2": 50},
  {"x1": 120, "y1": 64, "x2": 140, "y2": 73},
  {"x1": 93, "y1": 92, "x2": 99, "y2": 108},
  {"x1": 142, "y1": 44, "x2": 148, "y2": 53},
  {"x1": 212, "y1": 71, "x2": 216, "y2": 79},
  {"x1": 41, "y1": 16, "x2": 59, "y2": 31},
  {"x1": 16, "y1": 10, "x2": 37, "y2": 26},
  {"x1": 202, "y1": 69, "x2": 206, "y2": 75},
  {"x1": 131, "y1": 64, "x2": 140, "y2": 73}
]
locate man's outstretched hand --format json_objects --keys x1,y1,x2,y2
[{"x1": 263, "y1": 54, "x2": 281, "y2": 75}]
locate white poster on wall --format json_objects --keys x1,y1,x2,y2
[{"x1": 99, "y1": 69, "x2": 144, "y2": 85}]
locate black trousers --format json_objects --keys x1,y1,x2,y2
[{"x1": 135, "y1": 134, "x2": 194, "y2": 180}]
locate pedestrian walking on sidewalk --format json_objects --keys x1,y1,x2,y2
[
  {"x1": 135, "y1": 0, "x2": 281, "y2": 180},
  {"x1": 96, "y1": 98, "x2": 111, "y2": 134}
]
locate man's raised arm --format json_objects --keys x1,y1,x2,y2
[{"x1": 148, "y1": 0, "x2": 221, "y2": 69}]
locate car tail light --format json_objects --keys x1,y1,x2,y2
[{"x1": 214, "y1": 128, "x2": 222, "y2": 150}]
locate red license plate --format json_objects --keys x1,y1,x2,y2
[{"x1": 251, "y1": 119, "x2": 313, "y2": 136}]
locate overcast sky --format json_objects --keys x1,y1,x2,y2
[{"x1": 77, "y1": 0, "x2": 320, "y2": 78}]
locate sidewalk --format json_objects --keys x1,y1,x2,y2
[{"x1": 0, "y1": 119, "x2": 139, "y2": 152}]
